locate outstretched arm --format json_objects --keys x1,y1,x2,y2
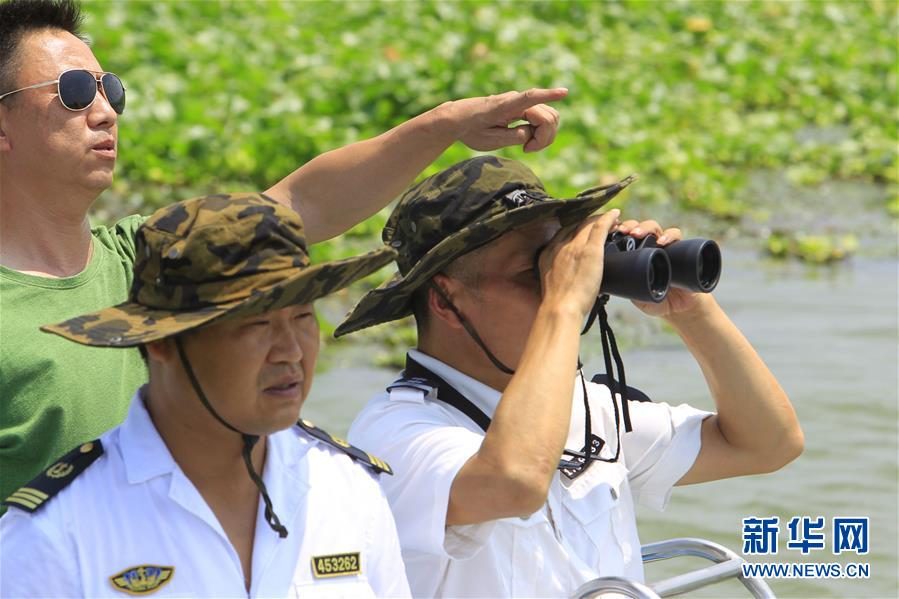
[
  {"x1": 617, "y1": 220, "x2": 804, "y2": 484},
  {"x1": 264, "y1": 88, "x2": 567, "y2": 243},
  {"x1": 669, "y1": 293, "x2": 804, "y2": 483}
]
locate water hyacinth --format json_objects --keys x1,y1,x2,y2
[{"x1": 82, "y1": 0, "x2": 895, "y2": 271}]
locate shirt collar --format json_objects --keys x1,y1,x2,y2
[
  {"x1": 407, "y1": 348, "x2": 502, "y2": 420},
  {"x1": 119, "y1": 386, "x2": 180, "y2": 484},
  {"x1": 119, "y1": 386, "x2": 313, "y2": 485}
]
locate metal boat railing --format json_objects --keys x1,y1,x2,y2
[{"x1": 572, "y1": 537, "x2": 776, "y2": 599}]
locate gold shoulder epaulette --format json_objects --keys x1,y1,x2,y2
[
  {"x1": 297, "y1": 419, "x2": 392, "y2": 475},
  {"x1": 3, "y1": 440, "x2": 104, "y2": 513}
]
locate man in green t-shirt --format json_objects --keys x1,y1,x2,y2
[{"x1": 0, "y1": 0, "x2": 567, "y2": 504}]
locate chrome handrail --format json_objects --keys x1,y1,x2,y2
[
  {"x1": 572, "y1": 537, "x2": 776, "y2": 599},
  {"x1": 572, "y1": 576, "x2": 661, "y2": 599}
]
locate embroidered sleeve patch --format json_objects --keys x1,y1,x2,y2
[
  {"x1": 109, "y1": 565, "x2": 174, "y2": 595},
  {"x1": 311, "y1": 552, "x2": 361, "y2": 579}
]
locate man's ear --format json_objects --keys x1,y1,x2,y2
[
  {"x1": 145, "y1": 338, "x2": 177, "y2": 364},
  {"x1": 0, "y1": 105, "x2": 11, "y2": 152},
  {"x1": 427, "y1": 274, "x2": 466, "y2": 330}
]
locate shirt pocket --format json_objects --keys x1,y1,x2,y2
[
  {"x1": 559, "y1": 462, "x2": 628, "y2": 567},
  {"x1": 503, "y1": 508, "x2": 559, "y2": 597}
]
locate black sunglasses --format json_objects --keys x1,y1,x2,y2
[{"x1": 0, "y1": 69, "x2": 126, "y2": 114}]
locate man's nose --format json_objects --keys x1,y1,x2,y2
[
  {"x1": 86, "y1": 83, "x2": 117, "y2": 128},
  {"x1": 271, "y1": 324, "x2": 305, "y2": 363}
]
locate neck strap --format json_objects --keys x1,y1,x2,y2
[
  {"x1": 582, "y1": 295, "x2": 633, "y2": 433},
  {"x1": 402, "y1": 355, "x2": 608, "y2": 474},
  {"x1": 404, "y1": 355, "x2": 492, "y2": 432}
]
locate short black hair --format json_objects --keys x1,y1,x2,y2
[{"x1": 0, "y1": 0, "x2": 85, "y2": 97}]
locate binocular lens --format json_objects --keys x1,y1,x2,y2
[
  {"x1": 601, "y1": 233, "x2": 721, "y2": 301},
  {"x1": 697, "y1": 243, "x2": 721, "y2": 289},
  {"x1": 600, "y1": 246, "x2": 671, "y2": 303},
  {"x1": 649, "y1": 252, "x2": 670, "y2": 300}
]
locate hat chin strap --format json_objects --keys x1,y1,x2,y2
[
  {"x1": 429, "y1": 283, "x2": 515, "y2": 375},
  {"x1": 174, "y1": 337, "x2": 288, "y2": 538}
]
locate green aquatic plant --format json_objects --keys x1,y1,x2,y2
[
  {"x1": 77, "y1": 0, "x2": 896, "y2": 328},
  {"x1": 83, "y1": 1, "x2": 895, "y2": 227},
  {"x1": 765, "y1": 231, "x2": 860, "y2": 263}
]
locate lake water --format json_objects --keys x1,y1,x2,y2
[{"x1": 304, "y1": 248, "x2": 898, "y2": 598}]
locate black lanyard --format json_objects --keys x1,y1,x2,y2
[{"x1": 397, "y1": 355, "x2": 617, "y2": 477}]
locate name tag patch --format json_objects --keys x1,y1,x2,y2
[{"x1": 311, "y1": 552, "x2": 361, "y2": 578}]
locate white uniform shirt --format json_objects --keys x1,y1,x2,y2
[
  {"x1": 348, "y1": 349, "x2": 711, "y2": 598},
  {"x1": 1, "y1": 390, "x2": 411, "y2": 598}
]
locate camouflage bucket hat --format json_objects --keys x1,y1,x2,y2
[
  {"x1": 334, "y1": 155, "x2": 634, "y2": 337},
  {"x1": 43, "y1": 193, "x2": 396, "y2": 347}
]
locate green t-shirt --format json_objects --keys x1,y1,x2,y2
[{"x1": 0, "y1": 215, "x2": 149, "y2": 504}]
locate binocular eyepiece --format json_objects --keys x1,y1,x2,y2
[{"x1": 600, "y1": 232, "x2": 721, "y2": 303}]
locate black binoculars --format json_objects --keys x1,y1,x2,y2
[{"x1": 600, "y1": 232, "x2": 722, "y2": 303}]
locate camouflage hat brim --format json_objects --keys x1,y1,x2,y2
[
  {"x1": 334, "y1": 175, "x2": 635, "y2": 337},
  {"x1": 43, "y1": 246, "x2": 396, "y2": 347}
]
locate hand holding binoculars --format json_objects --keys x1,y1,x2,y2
[{"x1": 600, "y1": 231, "x2": 721, "y2": 303}]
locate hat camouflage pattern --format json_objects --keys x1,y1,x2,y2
[
  {"x1": 334, "y1": 155, "x2": 635, "y2": 337},
  {"x1": 43, "y1": 193, "x2": 396, "y2": 347}
]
